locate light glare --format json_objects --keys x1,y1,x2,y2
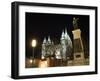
[{"x1": 32, "y1": 39, "x2": 37, "y2": 47}]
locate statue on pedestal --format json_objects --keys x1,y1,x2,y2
[{"x1": 73, "y1": 17, "x2": 79, "y2": 29}]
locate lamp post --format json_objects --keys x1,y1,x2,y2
[{"x1": 32, "y1": 39, "x2": 37, "y2": 65}]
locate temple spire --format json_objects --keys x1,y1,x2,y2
[
  {"x1": 48, "y1": 36, "x2": 51, "y2": 44},
  {"x1": 61, "y1": 30, "x2": 65, "y2": 40},
  {"x1": 65, "y1": 28, "x2": 68, "y2": 38},
  {"x1": 43, "y1": 37, "x2": 46, "y2": 44}
]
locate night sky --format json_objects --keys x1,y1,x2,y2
[{"x1": 25, "y1": 12, "x2": 89, "y2": 58}]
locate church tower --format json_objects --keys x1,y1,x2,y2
[
  {"x1": 60, "y1": 28, "x2": 73, "y2": 66},
  {"x1": 47, "y1": 36, "x2": 51, "y2": 44},
  {"x1": 41, "y1": 37, "x2": 47, "y2": 59},
  {"x1": 60, "y1": 30, "x2": 67, "y2": 61},
  {"x1": 72, "y1": 17, "x2": 85, "y2": 65}
]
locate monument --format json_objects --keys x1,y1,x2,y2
[{"x1": 72, "y1": 17, "x2": 85, "y2": 65}]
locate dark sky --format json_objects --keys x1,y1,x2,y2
[{"x1": 25, "y1": 12, "x2": 89, "y2": 58}]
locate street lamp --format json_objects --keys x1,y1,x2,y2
[
  {"x1": 32, "y1": 39, "x2": 37, "y2": 47},
  {"x1": 31, "y1": 39, "x2": 37, "y2": 61}
]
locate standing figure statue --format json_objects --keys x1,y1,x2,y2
[{"x1": 73, "y1": 17, "x2": 79, "y2": 29}]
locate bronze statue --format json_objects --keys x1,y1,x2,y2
[{"x1": 73, "y1": 17, "x2": 79, "y2": 29}]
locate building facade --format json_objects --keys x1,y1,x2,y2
[{"x1": 41, "y1": 28, "x2": 73, "y2": 66}]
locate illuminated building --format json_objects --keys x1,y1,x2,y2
[{"x1": 41, "y1": 28, "x2": 73, "y2": 66}]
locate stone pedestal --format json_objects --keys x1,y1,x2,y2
[{"x1": 72, "y1": 29, "x2": 85, "y2": 66}]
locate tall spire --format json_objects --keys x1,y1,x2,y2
[
  {"x1": 48, "y1": 36, "x2": 51, "y2": 44},
  {"x1": 65, "y1": 28, "x2": 68, "y2": 39},
  {"x1": 43, "y1": 37, "x2": 46, "y2": 44},
  {"x1": 61, "y1": 30, "x2": 65, "y2": 40}
]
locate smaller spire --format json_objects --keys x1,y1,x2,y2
[
  {"x1": 65, "y1": 28, "x2": 68, "y2": 34},
  {"x1": 51, "y1": 41, "x2": 54, "y2": 45}
]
